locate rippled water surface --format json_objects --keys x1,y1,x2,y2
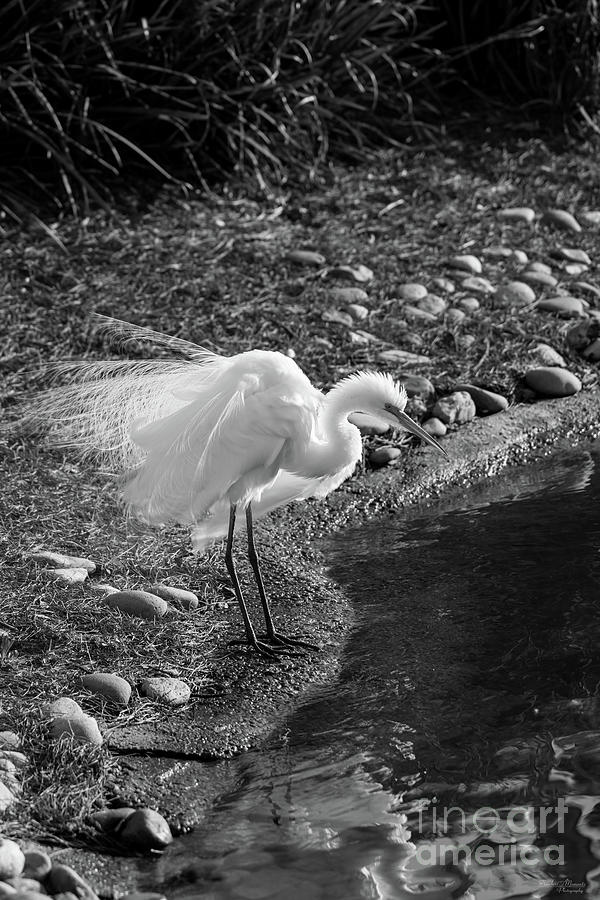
[{"x1": 167, "y1": 442, "x2": 600, "y2": 900}]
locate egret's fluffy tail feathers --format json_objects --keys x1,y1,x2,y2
[{"x1": 19, "y1": 316, "x2": 225, "y2": 470}]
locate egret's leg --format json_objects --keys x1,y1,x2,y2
[
  {"x1": 225, "y1": 504, "x2": 290, "y2": 659},
  {"x1": 245, "y1": 503, "x2": 319, "y2": 651}
]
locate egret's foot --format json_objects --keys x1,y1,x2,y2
[
  {"x1": 227, "y1": 637, "x2": 302, "y2": 659},
  {"x1": 265, "y1": 631, "x2": 320, "y2": 652}
]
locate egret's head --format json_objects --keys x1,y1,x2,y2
[{"x1": 335, "y1": 371, "x2": 447, "y2": 457}]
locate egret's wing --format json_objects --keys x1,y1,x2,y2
[
  {"x1": 19, "y1": 319, "x2": 226, "y2": 468},
  {"x1": 92, "y1": 314, "x2": 220, "y2": 362},
  {"x1": 124, "y1": 367, "x2": 322, "y2": 524}
]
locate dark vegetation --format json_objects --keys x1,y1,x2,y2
[{"x1": 1, "y1": 0, "x2": 599, "y2": 227}]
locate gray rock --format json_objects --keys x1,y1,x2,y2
[
  {"x1": 378, "y1": 349, "x2": 431, "y2": 365},
  {"x1": 105, "y1": 590, "x2": 168, "y2": 620},
  {"x1": 330, "y1": 287, "x2": 369, "y2": 304},
  {"x1": 445, "y1": 308, "x2": 466, "y2": 326},
  {"x1": 432, "y1": 391, "x2": 476, "y2": 426},
  {"x1": 326, "y1": 264, "x2": 373, "y2": 283},
  {"x1": 422, "y1": 418, "x2": 447, "y2": 438},
  {"x1": 458, "y1": 296, "x2": 480, "y2": 314},
  {"x1": 558, "y1": 247, "x2": 591, "y2": 264},
  {"x1": 527, "y1": 261, "x2": 553, "y2": 274},
  {"x1": 90, "y1": 807, "x2": 136, "y2": 833},
  {"x1": 347, "y1": 303, "x2": 369, "y2": 321},
  {"x1": 40, "y1": 697, "x2": 83, "y2": 720},
  {"x1": 348, "y1": 329, "x2": 376, "y2": 345},
  {"x1": 460, "y1": 276, "x2": 495, "y2": 295},
  {"x1": 8, "y1": 879, "x2": 47, "y2": 895},
  {"x1": 431, "y1": 277, "x2": 455, "y2": 293},
  {"x1": 0, "y1": 843, "x2": 24, "y2": 881},
  {"x1": 0, "y1": 753, "x2": 27, "y2": 770},
  {"x1": 583, "y1": 338, "x2": 600, "y2": 362},
  {"x1": 322, "y1": 308, "x2": 353, "y2": 327},
  {"x1": 458, "y1": 334, "x2": 476, "y2": 352},
  {"x1": 542, "y1": 209, "x2": 582, "y2": 233},
  {"x1": 285, "y1": 249, "x2": 325, "y2": 267},
  {"x1": 347, "y1": 413, "x2": 390, "y2": 436},
  {"x1": 448, "y1": 254, "x2": 482, "y2": 275},
  {"x1": 520, "y1": 269, "x2": 558, "y2": 288},
  {"x1": 30, "y1": 551, "x2": 96, "y2": 573},
  {"x1": 22, "y1": 850, "x2": 52, "y2": 882},
  {"x1": 0, "y1": 733, "x2": 20, "y2": 751},
  {"x1": 46, "y1": 865, "x2": 100, "y2": 900},
  {"x1": 48, "y1": 568, "x2": 89, "y2": 585},
  {"x1": 524, "y1": 367, "x2": 582, "y2": 397},
  {"x1": 10, "y1": 892, "x2": 48, "y2": 900},
  {"x1": 50, "y1": 715, "x2": 103, "y2": 746},
  {"x1": 581, "y1": 211, "x2": 600, "y2": 226},
  {"x1": 139, "y1": 677, "x2": 191, "y2": 706},
  {"x1": 397, "y1": 283, "x2": 427, "y2": 302},
  {"x1": 0, "y1": 883, "x2": 16, "y2": 898},
  {"x1": 417, "y1": 294, "x2": 447, "y2": 316},
  {"x1": 118, "y1": 808, "x2": 173, "y2": 852},
  {"x1": 148, "y1": 584, "x2": 200, "y2": 611},
  {"x1": 495, "y1": 282, "x2": 536, "y2": 306},
  {"x1": 532, "y1": 344, "x2": 566, "y2": 367},
  {"x1": 81, "y1": 673, "x2": 131, "y2": 706},
  {"x1": 512, "y1": 249, "x2": 529, "y2": 265},
  {"x1": 498, "y1": 207, "x2": 535, "y2": 224},
  {"x1": 565, "y1": 263, "x2": 588, "y2": 277},
  {"x1": 369, "y1": 447, "x2": 401, "y2": 467},
  {"x1": 537, "y1": 296, "x2": 586, "y2": 317},
  {"x1": 484, "y1": 245, "x2": 513, "y2": 258},
  {"x1": 401, "y1": 375, "x2": 435, "y2": 403},
  {"x1": 119, "y1": 893, "x2": 167, "y2": 900},
  {"x1": 87, "y1": 583, "x2": 119, "y2": 596},
  {"x1": 453, "y1": 384, "x2": 509, "y2": 414}
]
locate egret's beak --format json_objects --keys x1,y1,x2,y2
[{"x1": 387, "y1": 405, "x2": 448, "y2": 457}]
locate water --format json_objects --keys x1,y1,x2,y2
[{"x1": 167, "y1": 442, "x2": 600, "y2": 900}]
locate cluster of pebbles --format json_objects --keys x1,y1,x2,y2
[
  {"x1": 304, "y1": 205, "x2": 600, "y2": 467},
  {"x1": 0, "y1": 836, "x2": 167, "y2": 900}
]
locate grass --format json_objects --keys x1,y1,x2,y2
[{"x1": 2, "y1": 125, "x2": 600, "y2": 843}]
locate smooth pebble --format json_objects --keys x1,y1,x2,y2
[
  {"x1": 446, "y1": 308, "x2": 466, "y2": 326},
  {"x1": 431, "y1": 277, "x2": 455, "y2": 293},
  {"x1": 498, "y1": 207, "x2": 535, "y2": 224},
  {"x1": 50, "y1": 715, "x2": 103, "y2": 746},
  {"x1": 417, "y1": 294, "x2": 447, "y2": 316},
  {"x1": 0, "y1": 844, "x2": 23, "y2": 882},
  {"x1": 581, "y1": 211, "x2": 600, "y2": 226},
  {"x1": 347, "y1": 303, "x2": 369, "y2": 321},
  {"x1": 532, "y1": 344, "x2": 566, "y2": 367},
  {"x1": 105, "y1": 590, "x2": 168, "y2": 620},
  {"x1": 565, "y1": 263, "x2": 588, "y2": 276},
  {"x1": 542, "y1": 209, "x2": 582, "y2": 233},
  {"x1": 330, "y1": 287, "x2": 369, "y2": 304},
  {"x1": 453, "y1": 384, "x2": 509, "y2": 414},
  {"x1": 40, "y1": 697, "x2": 83, "y2": 720},
  {"x1": 46, "y1": 865, "x2": 100, "y2": 900},
  {"x1": 583, "y1": 339, "x2": 600, "y2": 362},
  {"x1": 118, "y1": 808, "x2": 173, "y2": 852},
  {"x1": 449, "y1": 255, "x2": 482, "y2": 275},
  {"x1": 524, "y1": 367, "x2": 582, "y2": 397},
  {"x1": 378, "y1": 349, "x2": 431, "y2": 365},
  {"x1": 484, "y1": 246, "x2": 513, "y2": 258},
  {"x1": 402, "y1": 375, "x2": 435, "y2": 403},
  {"x1": 397, "y1": 283, "x2": 427, "y2": 302},
  {"x1": 520, "y1": 269, "x2": 558, "y2": 287},
  {"x1": 460, "y1": 276, "x2": 495, "y2": 295},
  {"x1": 22, "y1": 850, "x2": 51, "y2": 881},
  {"x1": 369, "y1": 447, "x2": 401, "y2": 467},
  {"x1": 91, "y1": 807, "x2": 136, "y2": 833},
  {"x1": 457, "y1": 296, "x2": 480, "y2": 313},
  {"x1": 512, "y1": 249, "x2": 529, "y2": 265},
  {"x1": 48, "y1": 568, "x2": 89, "y2": 585},
  {"x1": 495, "y1": 282, "x2": 536, "y2": 305},
  {"x1": 81, "y1": 673, "x2": 131, "y2": 706},
  {"x1": 148, "y1": 584, "x2": 199, "y2": 611},
  {"x1": 403, "y1": 305, "x2": 436, "y2": 322},
  {"x1": 0, "y1": 784, "x2": 17, "y2": 813},
  {"x1": 30, "y1": 551, "x2": 96, "y2": 572},
  {"x1": 527, "y1": 261, "x2": 553, "y2": 275},
  {"x1": 422, "y1": 418, "x2": 447, "y2": 438},
  {"x1": 322, "y1": 308, "x2": 353, "y2": 327},
  {"x1": 537, "y1": 296, "x2": 586, "y2": 317},
  {"x1": 285, "y1": 249, "x2": 325, "y2": 267},
  {"x1": 558, "y1": 248, "x2": 591, "y2": 264},
  {"x1": 326, "y1": 264, "x2": 373, "y2": 283}
]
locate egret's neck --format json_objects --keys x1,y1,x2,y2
[{"x1": 294, "y1": 390, "x2": 362, "y2": 479}]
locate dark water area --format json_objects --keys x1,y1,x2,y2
[{"x1": 166, "y1": 442, "x2": 600, "y2": 899}]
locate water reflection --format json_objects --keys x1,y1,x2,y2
[{"x1": 168, "y1": 442, "x2": 600, "y2": 900}]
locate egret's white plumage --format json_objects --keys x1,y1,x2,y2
[{"x1": 25, "y1": 315, "x2": 445, "y2": 656}]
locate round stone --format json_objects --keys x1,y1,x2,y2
[
  {"x1": 105, "y1": 590, "x2": 168, "y2": 620},
  {"x1": 565, "y1": 263, "x2": 588, "y2": 276},
  {"x1": 558, "y1": 247, "x2": 591, "y2": 264},
  {"x1": 498, "y1": 207, "x2": 535, "y2": 224},
  {"x1": 524, "y1": 367, "x2": 582, "y2": 397},
  {"x1": 457, "y1": 296, "x2": 480, "y2": 313},
  {"x1": 369, "y1": 446, "x2": 401, "y2": 467},
  {"x1": 397, "y1": 283, "x2": 427, "y2": 302},
  {"x1": 417, "y1": 294, "x2": 447, "y2": 316},
  {"x1": 118, "y1": 809, "x2": 173, "y2": 852},
  {"x1": 484, "y1": 245, "x2": 513, "y2": 258},
  {"x1": 87, "y1": 584, "x2": 119, "y2": 596},
  {"x1": 531, "y1": 344, "x2": 566, "y2": 367},
  {"x1": 22, "y1": 850, "x2": 52, "y2": 881},
  {"x1": 139, "y1": 677, "x2": 191, "y2": 706},
  {"x1": 40, "y1": 697, "x2": 83, "y2": 720},
  {"x1": 147, "y1": 584, "x2": 199, "y2": 611},
  {"x1": 322, "y1": 308, "x2": 353, "y2": 327},
  {"x1": 91, "y1": 808, "x2": 136, "y2": 833},
  {"x1": 583, "y1": 338, "x2": 600, "y2": 362},
  {"x1": 330, "y1": 287, "x2": 369, "y2": 304},
  {"x1": 422, "y1": 418, "x2": 447, "y2": 438},
  {"x1": 48, "y1": 568, "x2": 89, "y2": 585},
  {"x1": 403, "y1": 305, "x2": 436, "y2": 322},
  {"x1": 401, "y1": 375, "x2": 435, "y2": 403},
  {"x1": 285, "y1": 249, "x2": 325, "y2": 267},
  {"x1": 50, "y1": 715, "x2": 103, "y2": 746},
  {"x1": 581, "y1": 211, "x2": 600, "y2": 226},
  {"x1": 537, "y1": 296, "x2": 586, "y2": 317},
  {"x1": 0, "y1": 784, "x2": 17, "y2": 814},
  {"x1": 326, "y1": 264, "x2": 373, "y2": 283},
  {"x1": 81, "y1": 673, "x2": 131, "y2": 706},
  {"x1": 0, "y1": 841, "x2": 24, "y2": 880},
  {"x1": 520, "y1": 269, "x2": 558, "y2": 287},
  {"x1": 30, "y1": 551, "x2": 96, "y2": 572},
  {"x1": 432, "y1": 391, "x2": 476, "y2": 425},
  {"x1": 453, "y1": 384, "x2": 509, "y2": 414},
  {"x1": 445, "y1": 308, "x2": 466, "y2": 326},
  {"x1": 46, "y1": 864, "x2": 99, "y2": 899},
  {"x1": 527, "y1": 261, "x2": 553, "y2": 275},
  {"x1": 460, "y1": 276, "x2": 495, "y2": 295},
  {"x1": 347, "y1": 303, "x2": 369, "y2": 321},
  {"x1": 431, "y1": 277, "x2": 455, "y2": 293},
  {"x1": 378, "y1": 349, "x2": 431, "y2": 365},
  {"x1": 512, "y1": 249, "x2": 529, "y2": 265},
  {"x1": 495, "y1": 282, "x2": 536, "y2": 305},
  {"x1": 566, "y1": 319, "x2": 600, "y2": 350},
  {"x1": 448, "y1": 255, "x2": 482, "y2": 275},
  {"x1": 542, "y1": 209, "x2": 582, "y2": 233}
]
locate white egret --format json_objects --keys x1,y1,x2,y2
[{"x1": 27, "y1": 316, "x2": 446, "y2": 657}]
